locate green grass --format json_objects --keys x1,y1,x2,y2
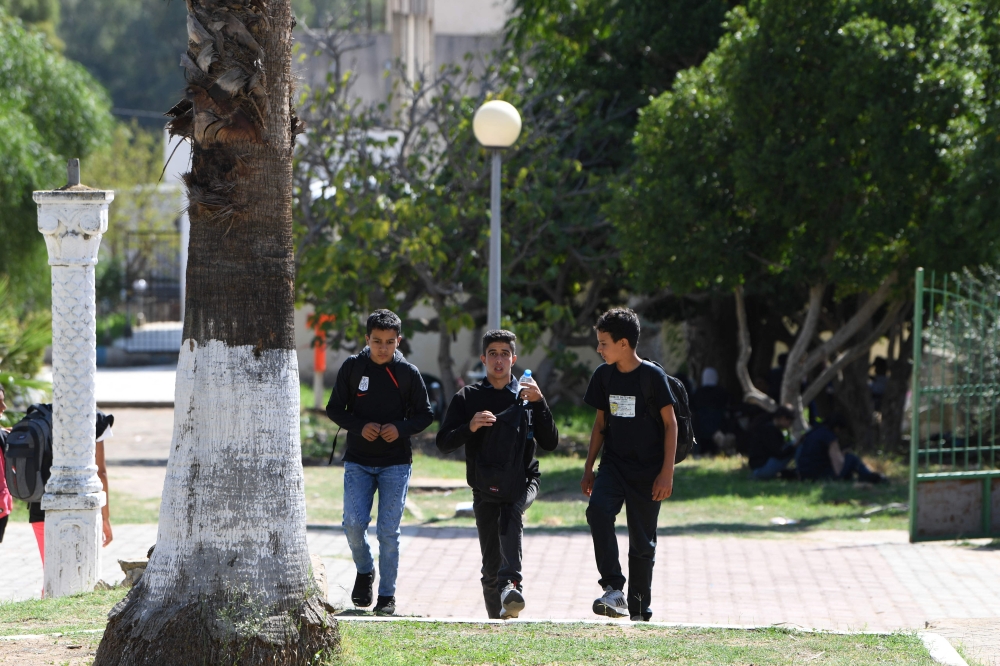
[
  {"x1": 6, "y1": 489, "x2": 161, "y2": 524},
  {"x1": 304, "y1": 454, "x2": 910, "y2": 533},
  {"x1": 0, "y1": 594, "x2": 936, "y2": 665},
  {"x1": 329, "y1": 621, "x2": 933, "y2": 665},
  {"x1": 0, "y1": 589, "x2": 126, "y2": 636}
]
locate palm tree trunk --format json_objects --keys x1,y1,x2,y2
[{"x1": 94, "y1": 0, "x2": 338, "y2": 662}]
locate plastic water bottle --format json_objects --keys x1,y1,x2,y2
[{"x1": 518, "y1": 369, "x2": 536, "y2": 403}]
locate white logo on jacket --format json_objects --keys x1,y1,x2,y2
[{"x1": 359, "y1": 376, "x2": 370, "y2": 391}]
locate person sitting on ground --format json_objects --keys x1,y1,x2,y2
[
  {"x1": 690, "y1": 367, "x2": 734, "y2": 456},
  {"x1": 870, "y1": 357, "x2": 888, "y2": 412},
  {"x1": 436, "y1": 329, "x2": 559, "y2": 620},
  {"x1": 765, "y1": 354, "x2": 788, "y2": 402},
  {"x1": 795, "y1": 414, "x2": 886, "y2": 484},
  {"x1": 746, "y1": 405, "x2": 796, "y2": 480}
]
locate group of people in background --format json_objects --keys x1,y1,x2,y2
[
  {"x1": 327, "y1": 307, "x2": 679, "y2": 621},
  {"x1": 687, "y1": 354, "x2": 888, "y2": 484}
]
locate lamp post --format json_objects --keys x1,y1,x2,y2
[{"x1": 473, "y1": 100, "x2": 522, "y2": 331}]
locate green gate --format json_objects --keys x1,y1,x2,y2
[{"x1": 910, "y1": 267, "x2": 1000, "y2": 542}]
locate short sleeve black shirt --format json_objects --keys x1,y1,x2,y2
[{"x1": 584, "y1": 362, "x2": 675, "y2": 480}]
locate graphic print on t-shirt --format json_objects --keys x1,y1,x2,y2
[
  {"x1": 609, "y1": 395, "x2": 636, "y2": 417},
  {"x1": 359, "y1": 376, "x2": 370, "y2": 391}
]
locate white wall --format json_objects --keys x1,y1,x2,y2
[{"x1": 434, "y1": 0, "x2": 510, "y2": 35}]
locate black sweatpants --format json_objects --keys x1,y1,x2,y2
[
  {"x1": 473, "y1": 480, "x2": 537, "y2": 619},
  {"x1": 585, "y1": 462, "x2": 661, "y2": 619}
]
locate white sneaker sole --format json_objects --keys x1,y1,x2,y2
[
  {"x1": 501, "y1": 596, "x2": 525, "y2": 619},
  {"x1": 593, "y1": 599, "x2": 628, "y2": 618}
]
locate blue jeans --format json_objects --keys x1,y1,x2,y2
[
  {"x1": 751, "y1": 455, "x2": 793, "y2": 480},
  {"x1": 342, "y1": 462, "x2": 411, "y2": 597}
]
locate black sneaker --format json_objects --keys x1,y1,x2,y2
[
  {"x1": 592, "y1": 586, "x2": 628, "y2": 618},
  {"x1": 351, "y1": 571, "x2": 375, "y2": 608},
  {"x1": 373, "y1": 595, "x2": 396, "y2": 615}
]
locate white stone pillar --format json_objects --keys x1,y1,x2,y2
[{"x1": 33, "y1": 161, "x2": 114, "y2": 598}]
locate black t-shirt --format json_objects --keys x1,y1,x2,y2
[
  {"x1": 746, "y1": 420, "x2": 788, "y2": 469},
  {"x1": 795, "y1": 425, "x2": 838, "y2": 480},
  {"x1": 584, "y1": 362, "x2": 675, "y2": 480}
]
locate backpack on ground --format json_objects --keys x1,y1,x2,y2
[
  {"x1": 328, "y1": 355, "x2": 414, "y2": 464},
  {"x1": 600, "y1": 360, "x2": 695, "y2": 464},
  {"x1": 4, "y1": 404, "x2": 53, "y2": 502},
  {"x1": 474, "y1": 400, "x2": 529, "y2": 504}
]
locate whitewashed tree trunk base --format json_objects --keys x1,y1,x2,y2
[{"x1": 94, "y1": 340, "x2": 338, "y2": 665}]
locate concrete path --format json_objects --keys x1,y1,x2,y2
[{"x1": 94, "y1": 365, "x2": 176, "y2": 407}]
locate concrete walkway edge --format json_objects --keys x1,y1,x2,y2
[{"x1": 920, "y1": 632, "x2": 971, "y2": 666}]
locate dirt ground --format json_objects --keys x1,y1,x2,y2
[{"x1": 0, "y1": 633, "x2": 102, "y2": 665}]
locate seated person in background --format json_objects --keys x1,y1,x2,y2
[
  {"x1": 690, "y1": 367, "x2": 734, "y2": 456},
  {"x1": 795, "y1": 414, "x2": 886, "y2": 484},
  {"x1": 746, "y1": 405, "x2": 795, "y2": 480},
  {"x1": 870, "y1": 357, "x2": 888, "y2": 412},
  {"x1": 765, "y1": 354, "x2": 788, "y2": 402}
]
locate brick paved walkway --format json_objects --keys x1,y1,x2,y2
[{"x1": 5, "y1": 522, "x2": 997, "y2": 660}]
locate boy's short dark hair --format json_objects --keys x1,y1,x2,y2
[
  {"x1": 773, "y1": 405, "x2": 795, "y2": 422},
  {"x1": 366, "y1": 309, "x2": 402, "y2": 336},
  {"x1": 482, "y1": 329, "x2": 517, "y2": 355},
  {"x1": 595, "y1": 308, "x2": 640, "y2": 349}
]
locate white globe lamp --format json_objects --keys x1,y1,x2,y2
[{"x1": 473, "y1": 100, "x2": 522, "y2": 149}]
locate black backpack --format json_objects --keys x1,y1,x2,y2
[
  {"x1": 4, "y1": 404, "x2": 53, "y2": 502},
  {"x1": 600, "y1": 360, "x2": 695, "y2": 464},
  {"x1": 328, "y1": 355, "x2": 413, "y2": 464},
  {"x1": 473, "y1": 400, "x2": 530, "y2": 504}
]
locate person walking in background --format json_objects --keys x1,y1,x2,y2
[
  {"x1": 326, "y1": 309, "x2": 434, "y2": 615},
  {"x1": 436, "y1": 330, "x2": 559, "y2": 619},
  {"x1": 581, "y1": 308, "x2": 677, "y2": 622},
  {"x1": 28, "y1": 410, "x2": 115, "y2": 566},
  {"x1": 0, "y1": 386, "x2": 11, "y2": 543}
]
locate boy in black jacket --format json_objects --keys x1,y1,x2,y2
[
  {"x1": 326, "y1": 310, "x2": 434, "y2": 615},
  {"x1": 437, "y1": 330, "x2": 559, "y2": 619}
]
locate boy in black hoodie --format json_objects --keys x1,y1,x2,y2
[
  {"x1": 437, "y1": 330, "x2": 559, "y2": 619},
  {"x1": 326, "y1": 310, "x2": 434, "y2": 615}
]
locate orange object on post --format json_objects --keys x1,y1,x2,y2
[{"x1": 308, "y1": 313, "x2": 336, "y2": 373}]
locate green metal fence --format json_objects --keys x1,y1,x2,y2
[{"x1": 910, "y1": 267, "x2": 1000, "y2": 542}]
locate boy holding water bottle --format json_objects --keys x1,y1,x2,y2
[{"x1": 437, "y1": 330, "x2": 559, "y2": 619}]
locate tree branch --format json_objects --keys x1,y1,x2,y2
[
  {"x1": 801, "y1": 299, "x2": 904, "y2": 405},
  {"x1": 734, "y1": 285, "x2": 779, "y2": 411}
]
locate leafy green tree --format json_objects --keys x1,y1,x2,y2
[
  {"x1": 615, "y1": 0, "x2": 989, "y2": 441},
  {"x1": 0, "y1": 277, "x2": 50, "y2": 422},
  {"x1": 0, "y1": 6, "x2": 112, "y2": 307},
  {"x1": 0, "y1": 0, "x2": 60, "y2": 45},
  {"x1": 58, "y1": 0, "x2": 187, "y2": 119}
]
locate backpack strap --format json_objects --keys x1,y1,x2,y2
[
  {"x1": 331, "y1": 357, "x2": 370, "y2": 465},
  {"x1": 639, "y1": 360, "x2": 665, "y2": 437},
  {"x1": 345, "y1": 356, "x2": 369, "y2": 414}
]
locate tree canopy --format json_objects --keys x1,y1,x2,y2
[
  {"x1": 613, "y1": 0, "x2": 996, "y2": 433},
  {"x1": 0, "y1": 6, "x2": 112, "y2": 305}
]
